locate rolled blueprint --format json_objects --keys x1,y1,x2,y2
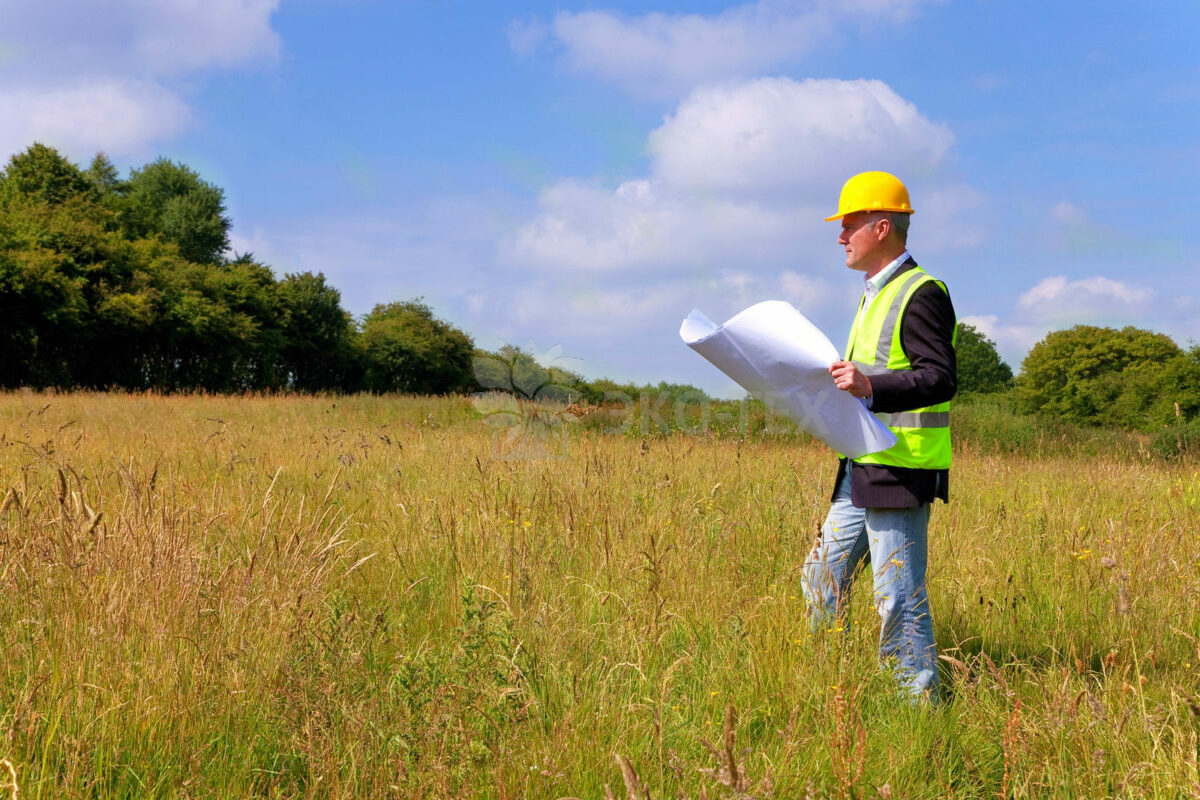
[{"x1": 680, "y1": 301, "x2": 896, "y2": 458}]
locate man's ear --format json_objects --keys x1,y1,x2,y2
[{"x1": 875, "y1": 217, "x2": 891, "y2": 242}]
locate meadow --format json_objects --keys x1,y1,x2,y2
[{"x1": 0, "y1": 391, "x2": 1197, "y2": 799}]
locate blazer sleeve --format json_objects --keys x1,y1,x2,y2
[{"x1": 867, "y1": 281, "x2": 957, "y2": 414}]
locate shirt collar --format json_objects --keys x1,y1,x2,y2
[{"x1": 863, "y1": 250, "x2": 911, "y2": 300}]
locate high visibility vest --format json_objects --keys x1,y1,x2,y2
[{"x1": 845, "y1": 265, "x2": 955, "y2": 469}]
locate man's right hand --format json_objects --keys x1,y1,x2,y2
[{"x1": 830, "y1": 360, "x2": 872, "y2": 399}]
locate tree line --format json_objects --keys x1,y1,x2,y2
[
  {"x1": 2, "y1": 144, "x2": 1197, "y2": 438},
  {"x1": 0, "y1": 144, "x2": 486, "y2": 394}
]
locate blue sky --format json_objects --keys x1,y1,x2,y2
[{"x1": 2, "y1": 0, "x2": 1198, "y2": 395}]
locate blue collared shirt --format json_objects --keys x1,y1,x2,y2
[{"x1": 863, "y1": 250, "x2": 911, "y2": 305}]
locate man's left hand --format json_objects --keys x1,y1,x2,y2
[{"x1": 830, "y1": 360, "x2": 872, "y2": 399}]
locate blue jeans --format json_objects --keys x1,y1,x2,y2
[{"x1": 802, "y1": 464, "x2": 939, "y2": 700}]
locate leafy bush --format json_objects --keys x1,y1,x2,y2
[
  {"x1": 1151, "y1": 418, "x2": 1200, "y2": 460},
  {"x1": 1016, "y1": 325, "x2": 1200, "y2": 431},
  {"x1": 953, "y1": 393, "x2": 1149, "y2": 458},
  {"x1": 953, "y1": 394, "x2": 1042, "y2": 453}
]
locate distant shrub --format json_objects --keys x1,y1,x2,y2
[
  {"x1": 1151, "y1": 418, "x2": 1200, "y2": 460},
  {"x1": 954, "y1": 394, "x2": 1041, "y2": 453},
  {"x1": 954, "y1": 393, "x2": 1147, "y2": 458}
]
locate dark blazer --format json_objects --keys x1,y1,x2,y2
[{"x1": 832, "y1": 258, "x2": 957, "y2": 509}]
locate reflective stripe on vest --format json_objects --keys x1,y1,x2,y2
[
  {"x1": 875, "y1": 411, "x2": 950, "y2": 428},
  {"x1": 844, "y1": 265, "x2": 953, "y2": 469}
]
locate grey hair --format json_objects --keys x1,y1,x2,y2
[{"x1": 864, "y1": 210, "x2": 910, "y2": 244}]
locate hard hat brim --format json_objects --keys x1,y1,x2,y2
[{"x1": 824, "y1": 207, "x2": 914, "y2": 223}]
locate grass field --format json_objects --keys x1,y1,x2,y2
[{"x1": 1, "y1": 391, "x2": 1198, "y2": 799}]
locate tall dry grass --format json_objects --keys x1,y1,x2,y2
[{"x1": 0, "y1": 391, "x2": 1197, "y2": 798}]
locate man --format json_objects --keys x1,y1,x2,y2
[{"x1": 802, "y1": 171, "x2": 957, "y2": 701}]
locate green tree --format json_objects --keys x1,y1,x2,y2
[
  {"x1": 360, "y1": 300, "x2": 474, "y2": 394},
  {"x1": 156, "y1": 254, "x2": 287, "y2": 391},
  {"x1": 955, "y1": 322, "x2": 1013, "y2": 394},
  {"x1": 122, "y1": 158, "x2": 231, "y2": 264},
  {"x1": 0, "y1": 145, "x2": 123, "y2": 387},
  {"x1": 0, "y1": 143, "x2": 93, "y2": 206},
  {"x1": 84, "y1": 153, "x2": 124, "y2": 198},
  {"x1": 278, "y1": 271, "x2": 358, "y2": 391},
  {"x1": 1016, "y1": 325, "x2": 1197, "y2": 430}
]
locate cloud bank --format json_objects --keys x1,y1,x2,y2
[
  {"x1": 506, "y1": 77, "x2": 964, "y2": 279},
  {"x1": 0, "y1": 0, "x2": 280, "y2": 159},
  {"x1": 526, "y1": 0, "x2": 926, "y2": 99}
]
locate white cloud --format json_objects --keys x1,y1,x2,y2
[
  {"x1": 1019, "y1": 275, "x2": 1152, "y2": 314},
  {"x1": 0, "y1": 0, "x2": 280, "y2": 159},
  {"x1": 0, "y1": 80, "x2": 190, "y2": 159},
  {"x1": 649, "y1": 78, "x2": 954, "y2": 196},
  {"x1": 1008, "y1": 274, "x2": 1154, "y2": 344},
  {"x1": 508, "y1": 78, "x2": 970, "y2": 276},
  {"x1": 127, "y1": 0, "x2": 281, "y2": 73},
  {"x1": 506, "y1": 178, "x2": 668, "y2": 272},
  {"x1": 505, "y1": 176, "x2": 803, "y2": 273},
  {"x1": 541, "y1": 0, "x2": 925, "y2": 99},
  {"x1": 0, "y1": 0, "x2": 280, "y2": 76},
  {"x1": 958, "y1": 314, "x2": 1000, "y2": 340}
]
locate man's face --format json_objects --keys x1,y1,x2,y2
[{"x1": 837, "y1": 212, "x2": 885, "y2": 272}]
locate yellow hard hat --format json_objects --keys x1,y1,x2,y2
[{"x1": 824, "y1": 171, "x2": 914, "y2": 222}]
